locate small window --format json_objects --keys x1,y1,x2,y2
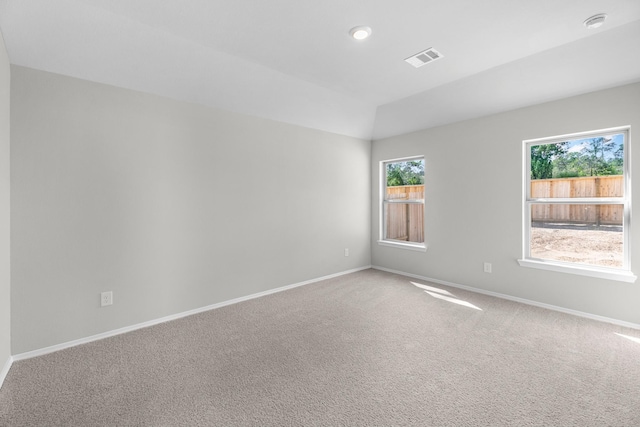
[
  {"x1": 519, "y1": 127, "x2": 636, "y2": 282},
  {"x1": 379, "y1": 157, "x2": 425, "y2": 251}
]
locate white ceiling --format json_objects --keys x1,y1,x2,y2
[{"x1": 0, "y1": 0, "x2": 639, "y2": 140}]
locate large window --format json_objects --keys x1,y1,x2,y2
[
  {"x1": 379, "y1": 157, "x2": 425, "y2": 251},
  {"x1": 519, "y1": 126, "x2": 636, "y2": 282}
]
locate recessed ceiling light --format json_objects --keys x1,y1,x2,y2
[
  {"x1": 349, "y1": 26, "x2": 372, "y2": 40},
  {"x1": 583, "y1": 13, "x2": 607, "y2": 29}
]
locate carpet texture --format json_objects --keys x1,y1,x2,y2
[{"x1": 1, "y1": 269, "x2": 640, "y2": 426}]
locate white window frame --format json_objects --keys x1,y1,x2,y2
[
  {"x1": 378, "y1": 156, "x2": 426, "y2": 252},
  {"x1": 518, "y1": 126, "x2": 636, "y2": 283}
]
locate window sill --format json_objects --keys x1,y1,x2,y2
[
  {"x1": 377, "y1": 240, "x2": 427, "y2": 252},
  {"x1": 517, "y1": 259, "x2": 637, "y2": 283}
]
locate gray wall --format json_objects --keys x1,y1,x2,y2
[
  {"x1": 0, "y1": 33, "x2": 10, "y2": 370},
  {"x1": 11, "y1": 66, "x2": 371, "y2": 354},
  {"x1": 372, "y1": 82, "x2": 640, "y2": 325}
]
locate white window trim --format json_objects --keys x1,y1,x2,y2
[
  {"x1": 517, "y1": 259, "x2": 636, "y2": 283},
  {"x1": 518, "y1": 126, "x2": 636, "y2": 283},
  {"x1": 379, "y1": 155, "x2": 426, "y2": 252},
  {"x1": 377, "y1": 239, "x2": 428, "y2": 252}
]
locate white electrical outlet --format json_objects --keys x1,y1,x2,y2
[
  {"x1": 344, "y1": 248, "x2": 349, "y2": 257},
  {"x1": 101, "y1": 291, "x2": 113, "y2": 307},
  {"x1": 483, "y1": 262, "x2": 492, "y2": 273}
]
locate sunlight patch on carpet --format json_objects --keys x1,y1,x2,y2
[
  {"x1": 424, "y1": 291, "x2": 482, "y2": 311},
  {"x1": 410, "y1": 282, "x2": 454, "y2": 296},
  {"x1": 615, "y1": 333, "x2": 640, "y2": 344},
  {"x1": 411, "y1": 281, "x2": 482, "y2": 310}
]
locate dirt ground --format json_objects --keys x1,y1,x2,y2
[{"x1": 530, "y1": 227, "x2": 623, "y2": 267}]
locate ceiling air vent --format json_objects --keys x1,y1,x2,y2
[{"x1": 405, "y1": 47, "x2": 443, "y2": 68}]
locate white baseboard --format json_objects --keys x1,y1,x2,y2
[
  {"x1": 373, "y1": 265, "x2": 640, "y2": 330},
  {"x1": 0, "y1": 355, "x2": 12, "y2": 390},
  {"x1": 13, "y1": 265, "x2": 372, "y2": 362}
]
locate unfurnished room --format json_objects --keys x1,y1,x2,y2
[{"x1": 1, "y1": 1, "x2": 640, "y2": 426}]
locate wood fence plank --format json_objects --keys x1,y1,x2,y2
[{"x1": 531, "y1": 176, "x2": 623, "y2": 225}]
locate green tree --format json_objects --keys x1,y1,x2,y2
[
  {"x1": 386, "y1": 161, "x2": 424, "y2": 186},
  {"x1": 550, "y1": 138, "x2": 623, "y2": 178},
  {"x1": 554, "y1": 151, "x2": 588, "y2": 178},
  {"x1": 531, "y1": 143, "x2": 567, "y2": 179},
  {"x1": 612, "y1": 143, "x2": 624, "y2": 169},
  {"x1": 583, "y1": 137, "x2": 616, "y2": 176}
]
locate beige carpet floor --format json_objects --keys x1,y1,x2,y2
[{"x1": 1, "y1": 268, "x2": 640, "y2": 426}]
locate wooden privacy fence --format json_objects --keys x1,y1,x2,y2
[
  {"x1": 386, "y1": 185, "x2": 424, "y2": 242},
  {"x1": 531, "y1": 175, "x2": 623, "y2": 226}
]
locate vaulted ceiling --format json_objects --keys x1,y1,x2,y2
[{"x1": 1, "y1": 0, "x2": 639, "y2": 140}]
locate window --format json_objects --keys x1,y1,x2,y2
[
  {"x1": 519, "y1": 126, "x2": 636, "y2": 282},
  {"x1": 379, "y1": 156, "x2": 425, "y2": 251}
]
